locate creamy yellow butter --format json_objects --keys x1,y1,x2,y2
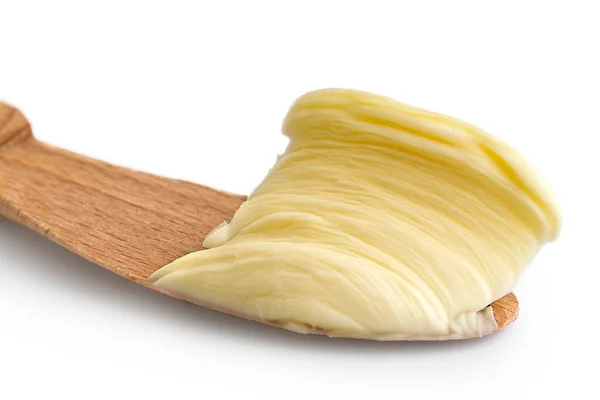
[{"x1": 149, "y1": 89, "x2": 560, "y2": 340}]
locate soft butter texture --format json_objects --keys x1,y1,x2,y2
[{"x1": 150, "y1": 89, "x2": 560, "y2": 340}]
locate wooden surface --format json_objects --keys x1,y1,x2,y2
[{"x1": 0, "y1": 102, "x2": 518, "y2": 338}]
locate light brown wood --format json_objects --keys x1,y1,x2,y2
[{"x1": 0, "y1": 102, "x2": 518, "y2": 338}]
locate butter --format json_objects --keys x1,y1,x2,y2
[{"x1": 149, "y1": 89, "x2": 560, "y2": 340}]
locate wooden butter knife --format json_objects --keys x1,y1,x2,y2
[{"x1": 0, "y1": 102, "x2": 518, "y2": 339}]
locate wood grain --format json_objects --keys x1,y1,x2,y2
[{"x1": 0, "y1": 102, "x2": 517, "y2": 337}]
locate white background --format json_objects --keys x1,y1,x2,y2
[{"x1": 1, "y1": 1, "x2": 598, "y2": 399}]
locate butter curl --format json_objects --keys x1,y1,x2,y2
[{"x1": 150, "y1": 89, "x2": 560, "y2": 340}]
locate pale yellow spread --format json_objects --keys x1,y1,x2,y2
[{"x1": 150, "y1": 89, "x2": 560, "y2": 340}]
